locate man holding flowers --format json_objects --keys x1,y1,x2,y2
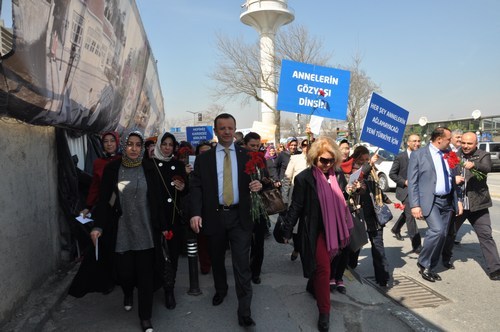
[
  {"x1": 189, "y1": 113, "x2": 262, "y2": 327},
  {"x1": 442, "y1": 132, "x2": 500, "y2": 280}
]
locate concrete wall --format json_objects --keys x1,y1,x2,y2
[{"x1": 0, "y1": 119, "x2": 60, "y2": 323}]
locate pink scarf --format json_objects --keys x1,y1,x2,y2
[{"x1": 312, "y1": 166, "x2": 353, "y2": 258}]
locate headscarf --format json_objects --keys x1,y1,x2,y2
[
  {"x1": 340, "y1": 157, "x2": 354, "y2": 174},
  {"x1": 264, "y1": 145, "x2": 277, "y2": 160},
  {"x1": 312, "y1": 166, "x2": 353, "y2": 258},
  {"x1": 154, "y1": 132, "x2": 178, "y2": 162},
  {"x1": 101, "y1": 131, "x2": 120, "y2": 157},
  {"x1": 121, "y1": 130, "x2": 144, "y2": 168}
]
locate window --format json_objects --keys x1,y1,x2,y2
[
  {"x1": 490, "y1": 143, "x2": 500, "y2": 153},
  {"x1": 71, "y1": 12, "x2": 84, "y2": 46}
]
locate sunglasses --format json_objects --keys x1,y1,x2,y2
[{"x1": 319, "y1": 157, "x2": 335, "y2": 165}]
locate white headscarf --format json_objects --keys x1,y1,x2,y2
[{"x1": 154, "y1": 131, "x2": 177, "y2": 162}]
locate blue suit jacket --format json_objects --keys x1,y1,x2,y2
[{"x1": 407, "y1": 144, "x2": 459, "y2": 217}]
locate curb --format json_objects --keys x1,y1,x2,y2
[{"x1": 1, "y1": 263, "x2": 77, "y2": 332}]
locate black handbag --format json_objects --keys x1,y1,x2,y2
[
  {"x1": 273, "y1": 215, "x2": 286, "y2": 244},
  {"x1": 348, "y1": 211, "x2": 368, "y2": 252},
  {"x1": 374, "y1": 203, "x2": 393, "y2": 226},
  {"x1": 370, "y1": 193, "x2": 393, "y2": 226},
  {"x1": 260, "y1": 188, "x2": 287, "y2": 215}
]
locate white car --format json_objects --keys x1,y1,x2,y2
[{"x1": 372, "y1": 149, "x2": 397, "y2": 191}]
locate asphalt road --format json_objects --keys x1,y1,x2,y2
[
  {"x1": 30, "y1": 172, "x2": 500, "y2": 331},
  {"x1": 357, "y1": 172, "x2": 500, "y2": 332}
]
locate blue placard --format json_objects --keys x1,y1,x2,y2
[
  {"x1": 360, "y1": 93, "x2": 409, "y2": 154},
  {"x1": 277, "y1": 60, "x2": 351, "y2": 120},
  {"x1": 186, "y1": 126, "x2": 214, "y2": 146}
]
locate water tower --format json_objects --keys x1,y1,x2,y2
[{"x1": 240, "y1": 0, "x2": 294, "y2": 127}]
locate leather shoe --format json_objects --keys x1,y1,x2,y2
[
  {"x1": 443, "y1": 261, "x2": 455, "y2": 270},
  {"x1": 392, "y1": 230, "x2": 404, "y2": 241},
  {"x1": 238, "y1": 315, "x2": 256, "y2": 327},
  {"x1": 252, "y1": 276, "x2": 261, "y2": 284},
  {"x1": 140, "y1": 319, "x2": 153, "y2": 332},
  {"x1": 165, "y1": 290, "x2": 176, "y2": 309},
  {"x1": 489, "y1": 269, "x2": 500, "y2": 280},
  {"x1": 212, "y1": 293, "x2": 226, "y2": 306},
  {"x1": 412, "y1": 245, "x2": 422, "y2": 254},
  {"x1": 318, "y1": 313, "x2": 330, "y2": 332},
  {"x1": 123, "y1": 294, "x2": 133, "y2": 311},
  {"x1": 431, "y1": 271, "x2": 442, "y2": 281},
  {"x1": 420, "y1": 268, "x2": 436, "y2": 282}
]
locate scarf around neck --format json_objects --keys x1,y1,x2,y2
[{"x1": 312, "y1": 166, "x2": 353, "y2": 258}]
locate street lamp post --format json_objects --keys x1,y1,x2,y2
[{"x1": 186, "y1": 111, "x2": 199, "y2": 126}]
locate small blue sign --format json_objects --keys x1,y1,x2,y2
[
  {"x1": 277, "y1": 59, "x2": 351, "y2": 120},
  {"x1": 170, "y1": 127, "x2": 181, "y2": 133},
  {"x1": 360, "y1": 93, "x2": 409, "y2": 154},
  {"x1": 186, "y1": 126, "x2": 214, "y2": 146}
]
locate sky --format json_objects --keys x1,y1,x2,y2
[
  {"x1": 135, "y1": 0, "x2": 500, "y2": 129},
  {"x1": 2, "y1": 1, "x2": 499, "y2": 130}
]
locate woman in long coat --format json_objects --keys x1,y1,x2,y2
[
  {"x1": 151, "y1": 132, "x2": 187, "y2": 309},
  {"x1": 90, "y1": 131, "x2": 166, "y2": 332},
  {"x1": 281, "y1": 137, "x2": 353, "y2": 332}
]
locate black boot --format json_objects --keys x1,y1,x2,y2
[
  {"x1": 165, "y1": 289, "x2": 176, "y2": 309},
  {"x1": 318, "y1": 313, "x2": 329, "y2": 332}
]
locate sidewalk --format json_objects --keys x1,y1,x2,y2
[{"x1": 3, "y1": 218, "x2": 439, "y2": 332}]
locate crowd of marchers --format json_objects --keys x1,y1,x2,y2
[{"x1": 67, "y1": 116, "x2": 500, "y2": 332}]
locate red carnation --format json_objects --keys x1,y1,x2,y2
[
  {"x1": 444, "y1": 151, "x2": 460, "y2": 169},
  {"x1": 164, "y1": 230, "x2": 174, "y2": 240}
]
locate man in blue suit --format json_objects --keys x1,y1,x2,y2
[{"x1": 408, "y1": 127, "x2": 463, "y2": 282}]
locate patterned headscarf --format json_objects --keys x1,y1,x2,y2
[{"x1": 121, "y1": 130, "x2": 144, "y2": 168}]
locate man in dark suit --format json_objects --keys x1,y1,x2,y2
[
  {"x1": 442, "y1": 132, "x2": 500, "y2": 280},
  {"x1": 389, "y1": 134, "x2": 422, "y2": 253},
  {"x1": 408, "y1": 127, "x2": 463, "y2": 282},
  {"x1": 189, "y1": 113, "x2": 262, "y2": 327}
]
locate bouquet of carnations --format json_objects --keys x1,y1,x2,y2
[
  {"x1": 444, "y1": 151, "x2": 486, "y2": 181},
  {"x1": 244, "y1": 152, "x2": 269, "y2": 223}
]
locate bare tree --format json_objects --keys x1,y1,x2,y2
[
  {"x1": 342, "y1": 54, "x2": 381, "y2": 143},
  {"x1": 211, "y1": 26, "x2": 379, "y2": 143},
  {"x1": 210, "y1": 24, "x2": 332, "y2": 141}
]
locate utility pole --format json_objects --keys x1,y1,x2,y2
[{"x1": 186, "y1": 111, "x2": 199, "y2": 126}]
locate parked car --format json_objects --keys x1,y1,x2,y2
[
  {"x1": 357, "y1": 143, "x2": 397, "y2": 191},
  {"x1": 373, "y1": 149, "x2": 397, "y2": 191},
  {"x1": 478, "y1": 142, "x2": 500, "y2": 171}
]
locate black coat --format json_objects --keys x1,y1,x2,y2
[
  {"x1": 459, "y1": 148, "x2": 492, "y2": 212},
  {"x1": 389, "y1": 151, "x2": 410, "y2": 202},
  {"x1": 282, "y1": 167, "x2": 348, "y2": 278},
  {"x1": 68, "y1": 158, "x2": 166, "y2": 297},
  {"x1": 189, "y1": 145, "x2": 254, "y2": 235},
  {"x1": 152, "y1": 157, "x2": 188, "y2": 229}
]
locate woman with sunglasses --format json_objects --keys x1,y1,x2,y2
[{"x1": 280, "y1": 137, "x2": 353, "y2": 332}]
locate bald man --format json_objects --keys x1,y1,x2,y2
[{"x1": 442, "y1": 132, "x2": 500, "y2": 280}]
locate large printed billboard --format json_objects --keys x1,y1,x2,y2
[{"x1": 0, "y1": 0, "x2": 164, "y2": 136}]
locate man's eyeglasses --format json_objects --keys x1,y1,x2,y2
[{"x1": 319, "y1": 157, "x2": 335, "y2": 165}]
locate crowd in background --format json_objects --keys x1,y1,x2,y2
[{"x1": 68, "y1": 117, "x2": 500, "y2": 332}]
